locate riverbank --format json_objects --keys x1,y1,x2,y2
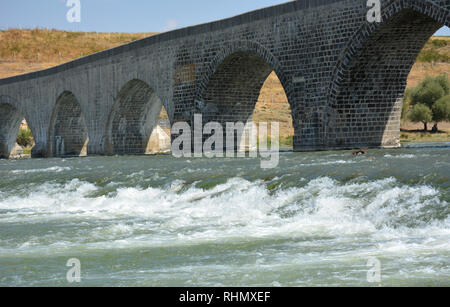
[{"x1": 401, "y1": 121, "x2": 450, "y2": 143}]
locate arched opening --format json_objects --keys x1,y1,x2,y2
[
  {"x1": 107, "y1": 79, "x2": 171, "y2": 155},
  {"x1": 0, "y1": 102, "x2": 34, "y2": 159},
  {"x1": 49, "y1": 91, "x2": 89, "y2": 157},
  {"x1": 255, "y1": 72, "x2": 294, "y2": 149},
  {"x1": 401, "y1": 25, "x2": 450, "y2": 142},
  {"x1": 16, "y1": 119, "x2": 35, "y2": 157},
  {"x1": 146, "y1": 107, "x2": 172, "y2": 155},
  {"x1": 199, "y1": 51, "x2": 293, "y2": 150},
  {"x1": 329, "y1": 8, "x2": 446, "y2": 149}
]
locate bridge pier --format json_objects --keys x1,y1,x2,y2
[
  {"x1": 48, "y1": 92, "x2": 89, "y2": 158},
  {"x1": 30, "y1": 143, "x2": 48, "y2": 158}
]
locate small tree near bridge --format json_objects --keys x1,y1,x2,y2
[
  {"x1": 409, "y1": 104, "x2": 433, "y2": 131},
  {"x1": 409, "y1": 75, "x2": 450, "y2": 132}
]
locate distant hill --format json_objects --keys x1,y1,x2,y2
[{"x1": 0, "y1": 28, "x2": 156, "y2": 78}]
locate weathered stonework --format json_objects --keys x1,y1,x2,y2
[
  {"x1": 0, "y1": 0, "x2": 449, "y2": 157},
  {"x1": 48, "y1": 91, "x2": 89, "y2": 157}
]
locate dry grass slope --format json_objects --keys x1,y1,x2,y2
[{"x1": 0, "y1": 28, "x2": 156, "y2": 78}]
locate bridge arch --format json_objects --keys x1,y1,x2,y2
[
  {"x1": 327, "y1": 0, "x2": 449, "y2": 149},
  {"x1": 197, "y1": 41, "x2": 289, "y2": 102},
  {"x1": 106, "y1": 79, "x2": 169, "y2": 155},
  {"x1": 48, "y1": 91, "x2": 89, "y2": 157},
  {"x1": 0, "y1": 96, "x2": 31, "y2": 159},
  {"x1": 195, "y1": 41, "x2": 293, "y2": 149}
]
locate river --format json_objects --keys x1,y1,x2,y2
[{"x1": 0, "y1": 148, "x2": 449, "y2": 286}]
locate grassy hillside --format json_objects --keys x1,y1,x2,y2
[
  {"x1": 417, "y1": 37, "x2": 450, "y2": 63},
  {"x1": 408, "y1": 37, "x2": 450, "y2": 87},
  {"x1": 0, "y1": 28, "x2": 156, "y2": 78},
  {"x1": 1, "y1": 29, "x2": 449, "y2": 145}
]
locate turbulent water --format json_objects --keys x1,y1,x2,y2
[{"x1": 0, "y1": 148, "x2": 449, "y2": 287}]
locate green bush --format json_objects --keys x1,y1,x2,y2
[
  {"x1": 411, "y1": 79, "x2": 446, "y2": 109},
  {"x1": 402, "y1": 99, "x2": 410, "y2": 121},
  {"x1": 16, "y1": 127, "x2": 34, "y2": 148},
  {"x1": 402, "y1": 87, "x2": 416, "y2": 120},
  {"x1": 280, "y1": 135, "x2": 294, "y2": 147},
  {"x1": 409, "y1": 104, "x2": 433, "y2": 131},
  {"x1": 409, "y1": 75, "x2": 450, "y2": 131},
  {"x1": 417, "y1": 49, "x2": 450, "y2": 63},
  {"x1": 431, "y1": 39, "x2": 448, "y2": 48},
  {"x1": 434, "y1": 75, "x2": 450, "y2": 95},
  {"x1": 433, "y1": 95, "x2": 450, "y2": 123}
]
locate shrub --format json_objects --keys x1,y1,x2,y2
[
  {"x1": 417, "y1": 49, "x2": 450, "y2": 63},
  {"x1": 411, "y1": 80, "x2": 445, "y2": 109},
  {"x1": 402, "y1": 87, "x2": 416, "y2": 120},
  {"x1": 434, "y1": 74, "x2": 450, "y2": 95},
  {"x1": 431, "y1": 39, "x2": 448, "y2": 48},
  {"x1": 410, "y1": 75, "x2": 450, "y2": 131},
  {"x1": 433, "y1": 95, "x2": 450, "y2": 123},
  {"x1": 16, "y1": 127, "x2": 34, "y2": 147},
  {"x1": 409, "y1": 104, "x2": 433, "y2": 131}
]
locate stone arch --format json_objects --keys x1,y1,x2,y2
[
  {"x1": 49, "y1": 91, "x2": 89, "y2": 157},
  {"x1": 327, "y1": 0, "x2": 449, "y2": 149},
  {"x1": 197, "y1": 41, "x2": 289, "y2": 104},
  {"x1": 195, "y1": 41, "x2": 292, "y2": 149},
  {"x1": 0, "y1": 96, "x2": 27, "y2": 159},
  {"x1": 106, "y1": 79, "x2": 168, "y2": 155}
]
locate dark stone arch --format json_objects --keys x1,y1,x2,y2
[
  {"x1": 0, "y1": 95, "x2": 44, "y2": 158},
  {"x1": 196, "y1": 41, "x2": 289, "y2": 104},
  {"x1": 0, "y1": 96, "x2": 24, "y2": 159},
  {"x1": 49, "y1": 91, "x2": 89, "y2": 157},
  {"x1": 106, "y1": 79, "x2": 167, "y2": 155},
  {"x1": 195, "y1": 41, "x2": 292, "y2": 150},
  {"x1": 327, "y1": 0, "x2": 449, "y2": 149}
]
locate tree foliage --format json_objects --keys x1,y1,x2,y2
[
  {"x1": 409, "y1": 104, "x2": 433, "y2": 131},
  {"x1": 16, "y1": 127, "x2": 34, "y2": 148},
  {"x1": 411, "y1": 79, "x2": 445, "y2": 109},
  {"x1": 434, "y1": 75, "x2": 450, "y2": 95},
  {"x1": 407, "y1": 75, "x2": 450, "y2": 131},
  {"x1": 433, "y1": 95, "x2": 450, "y2": 123},
  {"x1": 402, "y1": 87, "x2": 415, "y2": 120}
]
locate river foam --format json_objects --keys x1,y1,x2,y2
[
  {"x1": 0, "y1": 149, "x2": 449, "y2": 286},
  {"x1": 0, "y1": 176, "x2": 448, "y2": 256},
  {"x1": 10, "y1": 166, "x2": 72, "y2": 174}
]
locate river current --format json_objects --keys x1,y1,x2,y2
[{"x1": 0, "y1": 148, "x2": 449, "y2": 286}]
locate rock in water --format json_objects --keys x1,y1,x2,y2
[{"x1": 352, "y1": 149, "x2": 367, "y2": 156}]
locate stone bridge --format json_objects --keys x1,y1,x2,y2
[{"x1": 1, "y1": 0, "x2": 449, "y2": 158}]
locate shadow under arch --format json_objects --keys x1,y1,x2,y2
[
  {"x1": 106, "y1": 79, "x2": 169, "y2": 155},
  {"x1": 49, "y1": 91, "x2": 89, "y2": 157},
  {"x1": 195, "y1": 41, "x2": 292, "y2": 149},
  {"x1": 326, "y1": 0, "x2": 449, "y2": 149},
  {"x1": 0, "y1": 96, "x2": 31, "y2": 159}
]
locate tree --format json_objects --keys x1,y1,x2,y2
[
  {"x1": 402, "y1": 87, "x2": 415, "y2": 121},
  {"x1": 409, "y1": 104, "x2": 433, "y2": 131},
  {"x1": 434, "y1": 75, "x2": 450, "y2": 95},
  {"x1": 410, "y1": 74, "x2": 450, "y2": 131},
  {"x1": 16, "y1": 127, "x2": 34, "y2": 148},
  {"x1": 433, "y1": 95, "x2": 450, "y2": 123},
  {"x1": 411, "y1": 79, "x2": 445, "y2": 109}
]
